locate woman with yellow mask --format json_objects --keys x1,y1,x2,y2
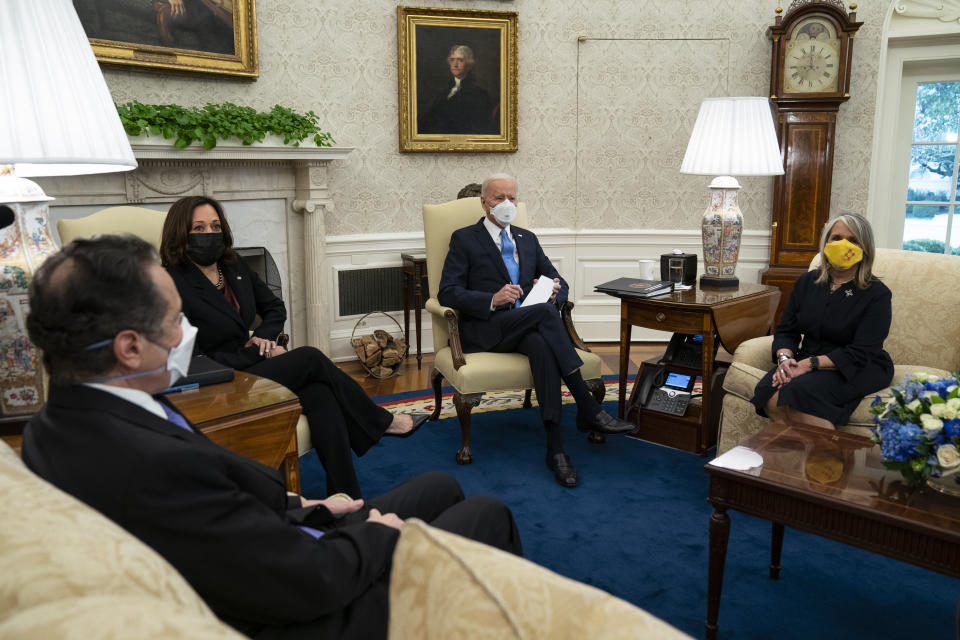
[{"x1": 751, "y1": 213, "x2": 894, "y2": 430}]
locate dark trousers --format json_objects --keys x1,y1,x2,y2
[
  {"x1": 342, "y1": 471, "x2": 523, "y2": 556},
  {"x1": 464, "y1": 304, "x2": 583, "y2": 425},
  {"x1": 246, "y1": 347, "x2": 392, "y2": 498}
]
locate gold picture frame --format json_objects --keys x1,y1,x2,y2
[
  {"x1": 74, "y1": 0, "x2": 258, "y2": 79},
  {"x1": 397, "y1": 6, "x2": 517, "y2": 153}
]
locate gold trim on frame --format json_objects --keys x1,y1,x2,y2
[
  {"x1": 397, "y1": 6, "x2": 518, "y2": 153},
  {"x1": 82, "y1": 0, "x2": 258, "y2": 79}
]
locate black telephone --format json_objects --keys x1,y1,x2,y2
[
  {"x1": 634, "y1": 365, "x2": 696, "y2": 416},
  {"x1": 662, "y1": 333, "x2": 718, "y2": 370}
]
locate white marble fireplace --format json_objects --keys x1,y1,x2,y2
[{"x1": 35, "y1": 141, "x2": 354, "y2": 352}]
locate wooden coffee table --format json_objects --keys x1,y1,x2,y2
[{"x1": 705, "y1": 422, "x2": 960, "y2": 639}]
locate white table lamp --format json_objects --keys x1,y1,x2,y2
[
  {"x1": 0, "y1": 0, "x2": 137, "y2": 415},
  {"x1": 680, "y1": 97, "x2": 784, "y2": 288}
]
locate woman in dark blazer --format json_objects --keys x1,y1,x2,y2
[
  {"x1": 160, "y1": 196, "x2": 427, "y2": 498},
  {"x1": 751, "y1": 213, "x2": 894, "y2": 429}
]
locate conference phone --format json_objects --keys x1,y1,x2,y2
[{"x1": 634, "y1": 367, "x2": 696, "y2": 416}]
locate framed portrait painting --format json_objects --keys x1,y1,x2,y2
[
  {"x1": 72, "y1": 0, "x2": 258, "y2": 79},
  {"x1": 397, "y1": 6, "x2": 518, "y2": 153}
]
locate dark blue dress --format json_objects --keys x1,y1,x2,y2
[{"x1": 751, "y1": 270, "x2": 894, "y2": 425}]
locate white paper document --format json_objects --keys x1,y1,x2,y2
[
  {"x1": 519, "y1": 276, "x2": 556, "y2": 308},
  {"x1": 708, "y1": 446, "x2": 764, "y2": 472}
]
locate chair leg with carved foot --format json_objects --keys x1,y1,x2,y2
[
  {"x1": 453, "y1": 391, "x2": 483, "y2": 465},
  {"x1": 584, "y1": 377, "x2": 607, "y2": 444},
  {"x1": 430, "y1": 368, "x2": 444, "y2": 421}
]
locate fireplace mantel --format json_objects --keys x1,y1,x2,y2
[{"x1": 37, "y1": 140, "x2": 355, "y2": 353}]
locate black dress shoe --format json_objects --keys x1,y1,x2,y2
[
  {"x1": 546, "y1": 452, "x2": 578, "y2": 487},
  {"x1": 383, "y1": 414, "x2": 429, "y2": 439},
  {"x1": 576, "y1": 409, "x2": 637, "y2": 435}
]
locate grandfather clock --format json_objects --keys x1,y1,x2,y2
[{"x1": 761, "y1": 0, "x2": 862, "y2": 321}]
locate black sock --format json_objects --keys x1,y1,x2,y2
[
  {"x1": 544, "y1": 420, "x2": 564, "y2": 457},
  {"x1": 563, "y1": 370, "x2": 602, "y2": 416}
]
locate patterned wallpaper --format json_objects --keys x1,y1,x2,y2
[{"x1": 100, "y1": 0, "x2": 887, "y2": 235}]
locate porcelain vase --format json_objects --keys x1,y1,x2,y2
[{"x1": 700, "y1": 176, "x2": 742, "y2": 288}]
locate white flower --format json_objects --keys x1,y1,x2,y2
[
  {"x1": 923, "y1": 390, "x2": 940, "y2": 399},
  {"x1": 907, "y1": 399, "x2": 922, "y2": 412},
  {"x1": 920, "y1": 413, "x2": 944, "y2": 434},
  {"x1": 948, "y1": 398, "x2": 960, "y2": 411},
  {"x1": 948, "y1": 385, "x2": 958, "y2": 396},
  {"x1": 937, "y1": 444, "x2": 960, "y2": 470},
  {"x1": 931, "y1": 403, "x2": 948, "y2": 418},
  {"x1": 913, "y1": 372, "x2": 940, "y2": 384}
]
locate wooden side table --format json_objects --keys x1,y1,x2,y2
[
  {"x1": 401, "y1": 252, "x2": 428, "y2": 369},
  {"x1": 612, "y1": 283, "x2": 780, "y2": 453}
]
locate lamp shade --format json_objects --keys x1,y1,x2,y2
[
  {"x1": 0, "y1": 0, "x2": 136, "y2": 177},
  {"x1": 679, "y1": 97, "x2": 783, "y2": 177}
]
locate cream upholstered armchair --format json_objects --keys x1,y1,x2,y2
[
  {"x1": 423, "y1": 197, "x2": 606, "y2": 464},
  {"x1": 718, "y1": 248, "x2": 960, "y2": 454},
  {"x1": 56, "y1": 207, "x2": 312, "y2": 458}
]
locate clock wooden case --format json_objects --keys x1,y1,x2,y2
[{"x1": 761, "y1": 0, "x2": 862, "y2": 321}]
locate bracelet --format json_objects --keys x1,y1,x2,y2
[
  {"x1": 777, "y1": 353, "x2": 791, "y2": 364},
  {"x1": 809, "y1": 356, "x2": 819, "y2": 371}
]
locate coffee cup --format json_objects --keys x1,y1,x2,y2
[{"x1": 638, "y1": 259, "x2": 658, "y2": 281}]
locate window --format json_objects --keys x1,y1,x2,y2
[{"x1": 901, "y1": 81, "x2": 960, "y2": 254}]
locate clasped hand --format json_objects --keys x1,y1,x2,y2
[
  {"x1": 300, "y1": 497, "x2": 405, "y2": 530},
  {"x1": 772, "y1": 358, "x2": 808, "y2": 388},
  {"x1": 245, "y1": 336, "x2": 286, "y2": 358}
]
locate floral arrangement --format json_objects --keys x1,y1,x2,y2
[{"x1": 870, "y1": 372, "x2": 960, "y2": 487}]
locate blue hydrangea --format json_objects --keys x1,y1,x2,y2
[
  {"x1": 924, "y1": 378, "x2": 955, "y2": 399},
  {"x1": 944, "y1": 418, "x2": 960, "y2": 440},
  {"x1": 877, "y1": 419, "x2": 924, "y2": 462}
]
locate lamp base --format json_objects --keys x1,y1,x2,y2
[{"x1": 699, "y1": 274, "x2": 739, "y2": 289}]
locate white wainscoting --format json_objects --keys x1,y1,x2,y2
[{"x1": 324, "y1": 228, "x2": 772, "y2": 361}]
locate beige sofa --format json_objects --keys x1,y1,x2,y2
[
  {"x1": 1, "y1": 439, "x2": 689, "y2": 639},
  {"x1": 718, "y1": 248, "x2": 960, "y2": 454}
]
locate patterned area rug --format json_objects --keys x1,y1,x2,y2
[{"x1": 377, "y1": 375, "x2": 629, "y2": 418}]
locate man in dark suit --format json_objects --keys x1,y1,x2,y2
[
  {"x1": 21, "y1": 234, "x2": 522, "y2": 640},
  {"x1": 438, "y1": 174, "x2": 636, "y2": 488},
  {"x1": 418, "y1": 44, "x2": 498, "y2": 135}
]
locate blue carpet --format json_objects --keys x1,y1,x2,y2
[{"x1": 299, "y1": 401, "x2": 959, "y2": 639}]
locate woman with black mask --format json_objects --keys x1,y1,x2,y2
[{"x1": 160, "y1": 196, "x2": 427, "y2": 498}]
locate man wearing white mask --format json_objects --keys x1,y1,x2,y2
[
  {"x1": 438, "y1": 174, "x2": 636, "y2": 488},
  {"x1": 22, "y1": 234, "x2": 522, "y2": 639}
]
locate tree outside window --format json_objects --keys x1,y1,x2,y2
[{"x1": 902, "y1": 81, "x2": 960, "y2": 255}]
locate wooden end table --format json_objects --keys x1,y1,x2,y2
[
  {"x1": 165, "y1": 370, "x2": 303, "y2": 493},
  {"x1": 401, "y1": 252, "x2": 428, "y2": 369},
  {"x1": 612, "y1": 283, "x2": 780, "y2": 453},
  {"x1": 705, "y1": 422, "x2": 960, "y2": 639}
]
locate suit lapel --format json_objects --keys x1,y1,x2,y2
[
  {"x1": 182, "y1": 262, "x2": 247, "y2": 332},
  {"x1": 512, "y1": 225, "x2": 535, "y2": 285},
  {"x1": 473, "y1": 220, "x2": 511, "y2": 283}
]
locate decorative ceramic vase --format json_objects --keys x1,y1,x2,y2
[
  {"x1": 699, "y1": 176, "x2": 742, "y2": 288},
  {"x1": 0, "y1": 175, "x2": 58, "y2": 415}
]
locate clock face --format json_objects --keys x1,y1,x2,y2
[{"x1": 783, "y1": 18, "x2": 842, "y2": 94}]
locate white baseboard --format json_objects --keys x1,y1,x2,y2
[{"x1": 324, "y1": 228, "x2": 772, "y2": 361}]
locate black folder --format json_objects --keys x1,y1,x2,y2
[
  {"x1": 594, "y1": 277, "x2": 674, "y2": 298},
  {"x1": 175, "y1": 355, "x2": 235, "y2": 388}
]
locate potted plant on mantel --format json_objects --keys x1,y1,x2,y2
[{"x1": 117, "y1": 101, "x2": 335, "y2": 151}]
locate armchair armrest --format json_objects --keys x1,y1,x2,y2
[
  {"x1": 425, "y1": 298, "x2": 466, "y2": 370},
  {"x1": 560, "y1": 301, "x2": 590, "y2": 352},
  {"x1": 731, "y1": 335, "x2": 775, "y2": 370}
]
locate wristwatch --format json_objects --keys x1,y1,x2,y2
[
  {"x1": 777, "y1": 353, "x2": 790, "y2": 364},
  {"x1": 809, "y1": 356, "x2": 819, "y2": 371}
]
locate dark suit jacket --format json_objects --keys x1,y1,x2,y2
[
  {"x1": 167, "y1": 260, "x2": 285, "y2": 370},
  {"x1": 437, "y1": 219, "x2": 568, "y2": 351},
  {"x1": 22, "y1": 385, "x2": 400, "y2": 639},
  {"x1": 418, "y1": 72, "x2": 498, "y2": 135}
]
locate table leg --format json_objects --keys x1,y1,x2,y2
[
  {"x1": 414, "y1": 263, "x2": 423, "y2": 370},
  {"x1": 706, "y1": 506, "x2": 730, "y2": 640},
  {"x1": 618, "y1": 310, "x2": 632, "y2": 419},
  {"x1": 770, "y1": 521, "x2": 784, "y2": 580},
  {"x1": 700, "y1": 321, "x2": 716, "y2": 452},
  {"x1": 403, "y1": 266, "x2": 411, "y2": 353}
]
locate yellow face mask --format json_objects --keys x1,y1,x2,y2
[{"x1": 823, "y1": 239, "x2": 863, "y2": 270}]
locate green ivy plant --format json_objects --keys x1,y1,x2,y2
[{"x1": 116, "y1": 101, "x2": 334, "y2": 150}]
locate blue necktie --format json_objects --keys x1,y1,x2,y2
[
  {"x1": 160, "y1": 403, "x2": 193, "y2": 432},
  {"x1": 500, "y1": 228, "x2": 519, "y2": 285}
]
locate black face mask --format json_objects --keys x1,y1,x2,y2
[{"x1": 186, "y1": 233, "x2": 225, "y2": 266}]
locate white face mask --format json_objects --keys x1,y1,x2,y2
[
  {"x1": 89, "y1": 314, "x2": 198, "y2": 388},
  {"x1": 490, "y1": 200, "x2": 517, "y2": 226}
]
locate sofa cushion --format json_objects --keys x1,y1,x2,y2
[
  {"x1": 0, "y1": 441, "x2": 226, "y2": 627},
  {"x1": 0, "y1": 595, "x2": 242, "y2": 639},
  {"x1": 434, "y1": 347, "x2": 603, "y2": 395},
  {"x1": 389, "y1": 519, "x2": 691, "y2": 639}
]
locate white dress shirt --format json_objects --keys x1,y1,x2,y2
[
  {"x1": 84, "y1": 382, "x2": 169, "y2": 420},
  {"x1": 483, "y1": 217, "x2": 521, "y2": 310}
]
